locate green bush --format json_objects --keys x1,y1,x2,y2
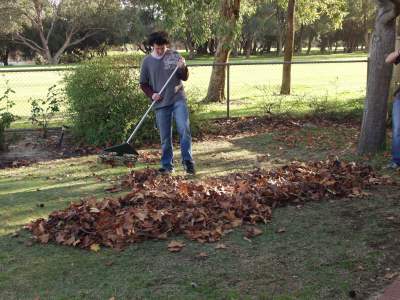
[
  {"x1": 64, "y1": 57, "x2": 157, "y2": 146},
  {"x1": 29, "y1": 85, "x2": 63, "y2": 138},
  {"x1": 64, "y1": 56, "x2": 206, "y2": 147},
  {"x1": 0, "y1": 82, "x2": 16, "y2": 151}
]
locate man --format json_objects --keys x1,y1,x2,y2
[
  {"x1": 139, "y1": 31, "x2": 195, "y2": 175},
  {"x1": 385, "y1": 49, "x2": 400, "y2": 169}
]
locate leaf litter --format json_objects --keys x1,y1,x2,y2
[{"x1": 26, "y1": 159, "x2": 394, "y2": 251}]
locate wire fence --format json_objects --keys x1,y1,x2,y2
[{"x1": 0, "y1": 60, "x2": 368, "y2": 125}]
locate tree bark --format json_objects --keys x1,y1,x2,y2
[
  {"x1": 358, "y1": 0, "x2": 400, "y2": 154},
  {"x1": 280, "y1": 0, "x2": 296, "y2": 95},
  {"x1": 1, "y1": 48, "x2": 9, "y2": 66},
  {"x1": 295, "y1": 24, "x2": 304, "y2": 54},
  {"x1": 245, "y1": 36, "x2": 253, "y2": 58},
  {"x1": 205, "y1": 0, "x2": 241, "y2": 102},
  {"x1": 307, "y1": 33, "x2": 313, "y2": 55}
]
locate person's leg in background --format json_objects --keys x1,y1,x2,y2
[{"x1": 391, "y1": 96, "x2": 400, "y2": 168}]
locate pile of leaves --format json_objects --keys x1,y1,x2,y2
[{"x1": 26, "y1": 160, "x2": 392, "y2": 251}]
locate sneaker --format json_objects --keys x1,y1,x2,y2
[
  {"x1": 385, "y1": 162, "x2": 400, "y2": 170},
  {"x1": 158, "y1": 167, "x2": 174, "y2": 174},
  {"x1": 183, "y1": 160, "x2": 196, "y2": 175}
]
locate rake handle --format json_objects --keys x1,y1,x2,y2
[{"x1": 126, "y1": 65, "x2": 180, "y2": 144}]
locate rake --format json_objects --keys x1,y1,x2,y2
[{"x1": 99, "y1": 65, "x2": 179, "y2": 163}]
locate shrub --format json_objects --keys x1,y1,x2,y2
[
  {"x1": 64, "y1": 56, "x2": 206, "y2": 147},
  {"x1": 64, "y1": 57, "x2": 157, "y2": 146},
  {"x1": 29, "y1": 85, "x2": 63, "y2": 138},
  {"x1": 0, "y1": 82, "x2": 16, "y2": 151},
  {"x1": 185, "y1": 88, "x2": 208, "y2": 137}
]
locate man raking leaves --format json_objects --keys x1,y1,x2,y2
[
  {"x1": 139, "y1": 31, "x2": 195, "y2": 175},
  {"x1": 99, "y1": 31, "x2": 195, "y2": 173}
]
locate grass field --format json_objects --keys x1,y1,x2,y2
[
  {"x1": 1, "y1": 120, "x2": 399, "y2": 299},
  {"x1": 0, "y1": 52, "x2": 368, "y2": 128}
]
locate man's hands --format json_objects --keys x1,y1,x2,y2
[
  {"x1": 152, "y1": 93, "x2": 162, "y2": 101},
  {"x1": 385, "y1": 49, "x2": 400, "y2": 64},
  {"x1": 177, "y1": 57, "x2": 186, "y2": 68}
]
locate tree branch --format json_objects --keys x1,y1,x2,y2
[
  {"x1": 68, "y1": 30, "x2": 102, "y2": 47},
  {"x1": 46, "y1": 3, "x2": 62, "y2": 42},
  {"x1": 14, "y1": 33, "x2": 45, "y2": 52}
]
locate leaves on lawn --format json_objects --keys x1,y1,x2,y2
[
  {"x1": 26, "y1": 160, "x2": 393, "y2": 250},
  {"x1": 168, "y1": 240, "x2": 185, "y2": 252}
]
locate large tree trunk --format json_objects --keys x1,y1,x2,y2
[
  {"x1": 358, "y1": 0, "x2": 400, "y2": 154},
  {"x1": 245, "y1": 36, "x2": 253, "y2": 58},
  {"x1": 205, "y1": 0, "x2": 241, "y2": 102},
  {"x1": 295, "y1": 25, "x2": 304, "y2": 54},
  {"x1": 1, "y1": 48, "x2": 9, "y2": 66},
  {"x1": 307, "y1": 31, "x2": 314, "y2": 55},
  {"x1": 280, "y1": 0, "x2": 296, "y2": 95}
]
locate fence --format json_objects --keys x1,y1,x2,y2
[{"x1": 0, "y1": 60, "x2": 368, "y2": 126}]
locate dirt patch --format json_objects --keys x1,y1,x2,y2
[
  {"x1": 0, "y1": 128, "x2": 98, "y2": 169},
  {"x1": 199, "y1": 115, "x2": 360, "y2": 140}
]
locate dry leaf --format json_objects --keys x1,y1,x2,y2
[
  {"x1": 246, "y1": 227, "x2": 263, "y2": 238},
  {"x1": 196, "y1": 252, "x2": 208, "y2": 258},
  {"x1": 384, "y1": 272, "x2": 398, "y2": 280},
  {"x1": 168, "y1": 240, "x2": 185, "y2": 252},
  {"x1": 215, "y1": 243, "x2": 227, "y2": 250},
  {"x1": 90, "y1": 244, "x2": 100, "y2": 252}
]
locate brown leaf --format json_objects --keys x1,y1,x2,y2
[
  {"x1": 168, "y1": 240, "x2": 185, "y2": 252},
  {"x1": 90, "y1": 244, "x2": 100, "y2": 252},
  {"x1": 246, "y1": 227, "x2": 263, "y2": 238},
  {"x1": 276, "y1": 228, "x2": 286, "y2": 234},
  {"x1": 384, "y1": 272, "x2": 398, "y2": 280},
  {"x1": 196, "y1": 252, "x2": 208, "y2": 258},
  {"x1": 215, "y1": 243, "x2": 227, "y2": 250},
  {"x1": 105, "y1": 186, "x2": 122, "y2": 193},
  {"x1": 38, "y1": 234, "x2": 50, "y2": 244}
]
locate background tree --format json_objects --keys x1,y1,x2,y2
[
  {"x1": 159, "y1": 0, "x2": 218, "y2": 59},
  {"x1": 205, "y1": 0, "x2": 241, "y2": 102},
  {"x1": 280, "y1": 0, "x2": 295, "y2": 95},
  {"x1": 358, "y1": 0, "x2": 400, "y2": 154},
  {"x1": 7, "y1": 0, "x2": 121, "y2": 64}
]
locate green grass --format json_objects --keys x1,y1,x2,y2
[
  {"x1": 0, "y1": 52, "x2": 367, "y2": 128},
  {"x1": 1, "y1": 122, "x2": 399, "y2": 299}
]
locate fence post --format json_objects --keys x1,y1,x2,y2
[{"x1": 227, "y1": 63, "x2": 230, "y2": 119}]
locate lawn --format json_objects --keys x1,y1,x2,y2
[
  {"x1": 0, "y1": 52, "x2": 367, "y2": 128},
  {"x1": 1, "y1": 118, "x2": 400, "y2": 299}
]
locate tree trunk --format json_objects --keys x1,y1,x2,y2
[
  {"x1": 295, "y1": 25, "x2": 304, "y2": 54},
  {"x1": 206, "y1": 43, "x2": 230, "y2": 102},
  {"x1": 307, "y1": 33, "x2": 313, "y2": 55},
  {"x1": 358, "y1": 0, "x2": 400, "y2": 154},
  {"x1": 205, "y1": 0, "x2": 241, "y2": 102},
  {"x1": 245, "y1": 36, "x2": 253, "y2": 58},
  {"x1": 208, "y1": 39, "x2": 216, "y2": 55},
  {"x1": 1, "y1": 48, "x2": 9, "y2": 66},
  {"x1": 280, "y1": 0, "x2": 295, "y2": 95}
]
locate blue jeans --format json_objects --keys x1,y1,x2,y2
[
  {"x1": 392, "y1": 97, "x2": 400, "y2": 165},
  {"x1": 155, "y1": 99, "x2": 193, "y2": 170}
]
